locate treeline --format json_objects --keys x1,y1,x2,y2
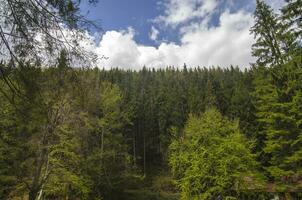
[
  {"x1": 0, "y1": 0, "x2": 301, "y2": 199},
  {"x1": 0, "y1": 55, "x2": 255, "y2": 200}
]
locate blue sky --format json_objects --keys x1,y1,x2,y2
[
  {"x1": 79, "y1": 0, "x2": 284, "y2": 69},
  {"x1": 80, "y1": 0, "x2": 161, "y2": 46},
  {"x1": 80, "y1": 0, "x2": 256, "y2": 46}
]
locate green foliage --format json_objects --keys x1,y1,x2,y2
[
  {"x1": 169, "y1": 109, "x2": 265, "y2": 199},
  {"x1": 251, "y1": 0, "x2": 302, "y2": 193},
  {"x1": 253, "y1": 56, "x2": 302, "y2": 184},
  {"x1": 0, "y1": 1, "x2": 301, "y2": 198},
  {"x1": 251, "y1": 0, "x2": 285, "y2": 66},
  {"x1": 0, "y1": 63, "x2": 133, "y2": 199},
  {"x1": 281, "y1": 0, "x2": 302, "y2": 54},
  {"x1": 0, "y1": 0, "x2": 98, "y2": 66}
]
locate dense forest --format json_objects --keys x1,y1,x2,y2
[{"x1": 0, "y1": 0, "x2": 302, "y2": 200}]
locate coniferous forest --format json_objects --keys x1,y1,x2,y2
[{"x1": 0, "y1": 0, "x2": 302, "y2": 200}]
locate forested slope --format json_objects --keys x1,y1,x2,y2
[{"x1": 0, "y1": 0, "x2": 301, "y2": 199}]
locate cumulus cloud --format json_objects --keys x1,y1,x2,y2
[
  {"x1": 0, "y1": 0, "x2": 257, "y2": 70},
  {"x1": 88, "y1": 0, "x2": 260, "y2": 69},
  {"x1": 154, "y1": 0, "x2": 218, "y2": 27},
  {"x1": 94, "y1": 28, "x2": 141, "y2": 69},
  {"x1": 94, "y1": 11, "x2": 255, "y2": 70},
  {"x1": 1, "y1": 0, "x2": 285, "y2": 70}
]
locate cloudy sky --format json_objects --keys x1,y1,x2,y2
[{"x1": 79, "y1": 0, "x2": 284, "y2": 70}]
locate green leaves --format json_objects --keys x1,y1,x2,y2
[{"x1": 169, "y1": 109, "x2": 265, "y2": 199}]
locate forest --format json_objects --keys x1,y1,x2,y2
[{"x1": 0, "y1": 0, "x2": 301, "y2": 200}]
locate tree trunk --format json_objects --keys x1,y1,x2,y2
[
  {"x1": 143, "y1": 129, "x2": 146, "y2": 176},
  {"x1": 101, "y1": 127, "x2": 104, "y2": 157},
  {"x1": 133, "y1": 131, "x2": 136, "y2": 163},
  {"x1": 37, "y1": 189, "x2": 43, "y2": 200}
]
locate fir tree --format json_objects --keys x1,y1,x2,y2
[
  {"x1": 169, "y1": 109, "x2": 265, "y2": 199},
  {"x1": 251, "y1": 0, "x2": 285, "y2": 66}
]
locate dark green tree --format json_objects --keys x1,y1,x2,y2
[{"x1": 251, "y1": 0, "x2": 285, "y2": 67}]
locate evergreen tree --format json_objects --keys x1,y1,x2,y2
[
  {"x1": 252, "y1": 66, "x2": 278, "y2": 163},
  {"x1": 169, "y1": 109, "x2": 265, "y2": 200},
  {"x1": 251, "y1": 0, "x2": 302, "y2": 195},
  {"x1": 281, "y1": 0, "x2": 302, "y2": 47},
  {"x1": 251, "y1": 0, "x2": 285, "y2": 66},
  {"x1": 204, "y1": 77, "x2": 218, "y2": 109}
]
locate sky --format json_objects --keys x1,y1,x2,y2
[{"x1": 79, "y1": 0, "x2": 285, "y2": 70}]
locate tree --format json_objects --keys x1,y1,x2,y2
[
  {"x1": 169, "y1": 109, "x2": 265, "y2": 200},
  {"x1": 0, "y1": 0, "x2": 98, "y2": 63},
  {"x1": 251, "y1": 66, "x2": 278, "y2": 163},
  {"x1": 78, "y1": 79, "x2": 132, "y2": 200},
  {"x1": 251, "y1": 0, "x2": 285, "y2": 67},
  {"x1": 0, "y1": 0, "x2": 99, "y2": 99},
  {"x1": 0, "y1": 80, "x2": 24, "y2": 199},
  {"x1": 204, "y1": 77, "x2": 218, "y2": 109},
  {"x1": 42, "y1": 97, "x2": 91, "y2": 200},
  {"x1": 281, "y1": 0, "x2": 302, "y2": 52},
  {"x1": 251, "y1": 0, "x2": 302, "y2": 196}
]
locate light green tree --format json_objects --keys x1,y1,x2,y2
[{"x1": 169, "y1": 109, "x2": 265, "y2": 200}]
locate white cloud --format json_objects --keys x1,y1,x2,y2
[
  {"x1": 149, "y1": 26, "x2": 160, "y2": 41},
  {"x1": 94, "y1": 11, "x2": 255, "y2": 70},
  {"x1": 94, "y1": 28, "x2": 140, "y2": 69},
  {"x1": 0, "y1": 0, "x2": 257, "y2": 70},
  {"x1": 1, "y1": 0, "x2": 286, "y2": 70},
  {"x1": 154, "y1": 0, "x2": 218, "y2": 27}
]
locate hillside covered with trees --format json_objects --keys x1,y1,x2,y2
[{"x1": 0, "y1": 0, "x2": 301, "y2": 200}]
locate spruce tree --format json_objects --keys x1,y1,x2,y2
[
  {"x1": 251, "y1": 0, "x2": 285, "y2": 67},
  {"x1": 282, "y1": 0, "x2": 302, "y2": 44},
  {"x1": 169, "y1": 109, "x2": 265, "y2": 199},
  {"x1": 251, "y1": 0, "x2": 302, "y2": 193}
]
